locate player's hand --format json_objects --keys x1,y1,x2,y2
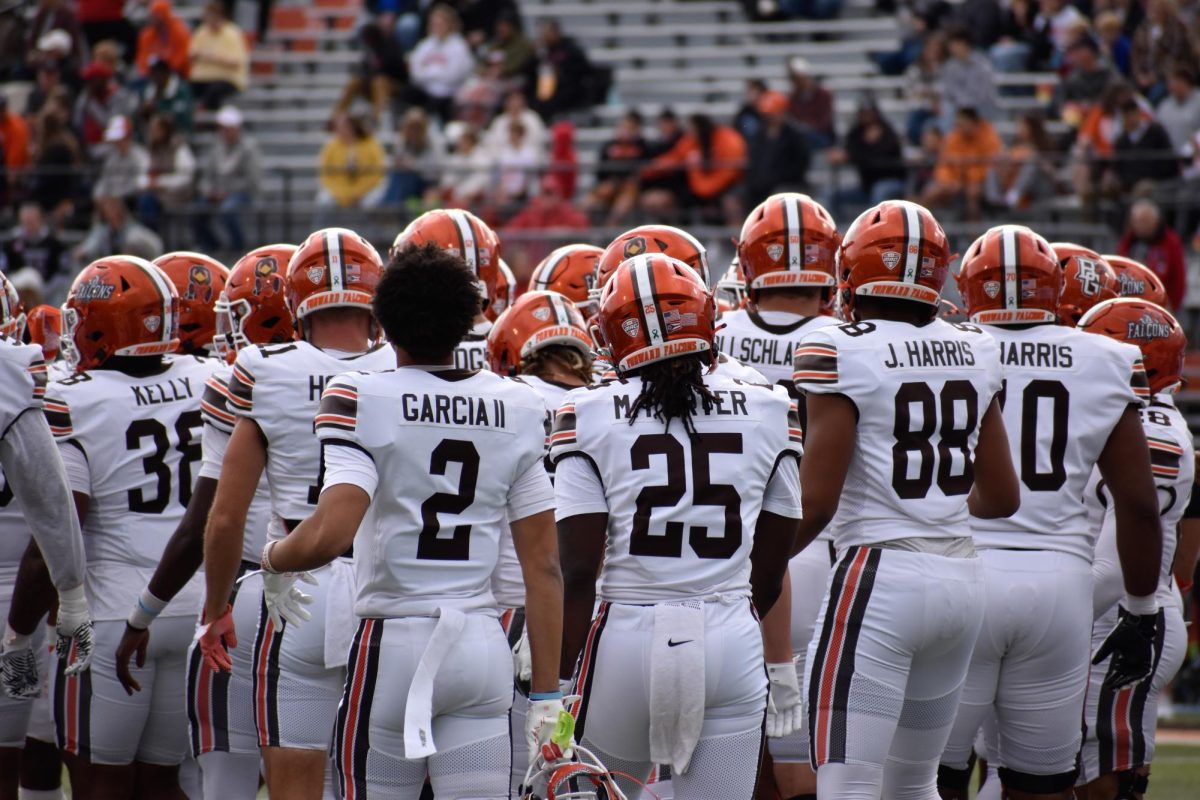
[
  {"x1": 527, "y1": 694, "x2": 574, "y2": 763},
  {"x1": 115, "y1": 624, "x2": 150, "y2": 695},
  {"x1": 196, "y1": 604, "x2": 237, "y2": 673},
  {"x1": 1093, "y1": 606, "x2": 1160, "y2": 690},
  {"x1": 262, "y1": 571, "x2": 315, "y2": 628},
  {"x1": 766, "y1": 659, "x2": 803, "y2": 738},
  {"x1": 56, "y1": 584, "x2": 94, "y2": 676},
  {"x1": 1, "y1": 627, "x2": 40, "y2": 700},
  {"x1": 512, "y1": 628, "x2": 532, "y2": 696}
]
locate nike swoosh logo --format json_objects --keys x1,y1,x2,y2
[{"x1": 667, "y1": 639, "x2": 693, "y2": 647}]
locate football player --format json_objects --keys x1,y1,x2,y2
[
  {"x1": 25, "y1": 257, "x2": 207, "y2": 795},
  {"x1": 1076, "y1": 298, "x2": 1191, "y2": 800},
  {"x1": 552, "y1": 253, "x2": 801, "y2": 799},
  {"x1": 1102, "y1": 255, "x2": 1169, "y2": 306},
  {"x1": 792, "y1": 201, "x2": 1020, "y2": 800},
  {"x1": 721, "y1": 193, "x2": 844, "y2": 800},
  {"x1": 197, "y1": 229, "x2": 395, "y2": 799},
  {"x1": 113, "y1": 244, "x2": 296, "y2": 800},
  {"x1": 1050, "y1": 243, "x2": 1119, "y2": 327},
  {"x1": 152, "y1": 252, "x2": 230, "y2": 359},
  {"x1": 527, "y1": 244, "x2": 604, "y2": 319},
  {"x1": 263, "y1": 243, "x2": 564, "y2": 799},
  {"x1": 487, "y1": 288, "x2": 594, "y2": 793},
  {"x1": 0, "y1": 272, "x2": 90, "y2": 799},
  {"x1": 938, "y1": 227, "x2": 1164, "y2": 800},
  {"x1": 391, "y1": 208, "x2": 505, "y2": 371}
]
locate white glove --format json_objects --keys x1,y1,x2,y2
[
  {"x1": 766, "y1": 659, "x2": 803, "y2": 738},
  {"x1": 526, "y1": 694, "x2": 573, "y2": 763},
  {"x1": 1, "y1": 625, "x2": 40, "y2": 699},
  {"x1": 512, "y1": 628, "x2": 532, "y2": 687},
  {"x1": 261, "y1": 571, "x2": 316, "y2": 628},
  {"x1": 56, "y1": 584, "x2": 94, "y2": 676}
]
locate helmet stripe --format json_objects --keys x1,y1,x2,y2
[
  {"x1": 675, "y1": 227, "x2": 709, "y2": 285},
  {"x1": 631, "y1": 256, "x2": 666, "y2": 346},
  {"x1": 901, "y1": 203, "x2": 922, "y2": 284},
  {"x1": 784, "y1": 195, "x2": 802, "y2": 273},
  {"x1": 548, "y1": 293, "x2": 570, "y2": 326},
  {"x1": 448, "y1": 209, "x2": 478, "y2": 274},
  {"x1": 133, "y1": 257, "x2": 175, "y2": 342},
  {"x1": 535, "y1": 248, "x2": 568, "y2": 291},
  {"x1": 1001, "y1": 226, "x2": 1019, "y2": 310},
  {"x1": 326, "y1": 230, "x2": 345, "y2": 292}
]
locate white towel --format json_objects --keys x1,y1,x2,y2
[
  {"x1": 648, "y1": 600, "x2": 705, "y2": 774},
  {"x1": 403, "y1": 607, "x2": 466, "y2": 758},
  {"x1": 323, "y1": 558, "x2": 358, "y2": 668}
]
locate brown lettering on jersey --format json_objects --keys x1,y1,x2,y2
[
  {"x1": 400, "y1": 393, "x2": 502, "y2": 427},
  {"x1": 709, "y1": 390, "x2": 750, "y2": 416},
  {"x1": 130, "y1": 376, "x2": 195, "y2": 407},
  {"x1": 890, "y1": 341, "x2": 976, "y2": 369},
  {"x1": 999, "y1": 341, "x2": 1073, "y2": 369}
]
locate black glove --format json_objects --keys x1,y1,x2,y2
[{"x1": 1092, "y1": 606, "x2": 1159, "y2": 691}]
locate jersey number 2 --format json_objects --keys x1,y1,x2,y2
[
  {"x1": 630, "y1": 433, "x2": 743, "y2": 559},
  {"x1": 417, "y1": 439, "x2": 480, "y2": 561}
]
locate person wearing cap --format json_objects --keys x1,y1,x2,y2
[
  {"x1": 189, "y1": 0, "x2": 249, "y2": 110},
  {"x1": 786, "y1": 56, "x2": 835, "y2": 149},
  {"x1": 92, "y1": 115, "x2": 149, "y2": 204},
  {"x1": 137, "y1": 56, "x2": 194, "y2": 134},
  {"x1": 194, "y1": 106, "x2": 260, "y2": 252},
  {"x1": 135, "y1": 0, "x2": 191, "y2": 78},
  {"x1": 742, "y1": 90, "x2": 809, "y2": 209},
  {"x1": 27, "y1": 0, "x2": 86, "y2": 74},
  {"x1": 73, "y1": 59, "x2": 133, "y2": 157}
]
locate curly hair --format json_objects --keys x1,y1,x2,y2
[
  {"x1": 375, "y1": 242, "x2": 481, "y2": 361},
  {"x1": 628, "y1": 353, "x2": 717, "y2": 434}
]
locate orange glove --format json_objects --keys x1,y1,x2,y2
[{"x1": 195, "y1": 604, "x2": 237, "y2": 673}]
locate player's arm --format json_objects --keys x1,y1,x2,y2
[
  {"x1": 511, "y1": 508, "x2": 563, "y2": 695},
  {"x1": 760, "y1": 572, "x2": 793, "y2": 662},
  {"x1": 1097, "y1": 405, "x2": 1163, "y2": 600},
  {"x1": 556, "y1": 511, "x2": 605, "y2": 682},
  {"x1": 1174, "y1": 519, "x2": 1199, "y2": 596},
  {"x1": 202, "y1": 417, "x2": 266, "y2": 623},
  {"x1": 752, "y1": 453, "x2": 801, "y2": 616},
  {"x1": 267, "y1": 483, "x2": 368, "y2": 572},
  {"x1": 791, "y1": 392, "x2": 856, "y2": 557},
  {"x1": 967, "y1": 397, "x2": 1020, "y2": 519}
]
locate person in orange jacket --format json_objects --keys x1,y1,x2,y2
[
  {"x1": 641, "y1": 113, "x2": 747, "y2": 221},
  {"x1": 0, "y1": 95, "x2": 31, "y2": 172},
  {"x1": 918, "y1": 106, "x2": 1002, "y2": 220},
  {"x1": 135, "y1": 0, "x2": 191, "y2": 78}
]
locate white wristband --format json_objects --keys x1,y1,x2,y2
[
  {"x1": 1124, "y1": 593, "x2": 1158, "y2": 616},
  {"x1": 127, "y1": 587, "x2": 169, "y2": 630},
  {"x1": 261, "y1": 541, "x2": 281, "y2": 574}
]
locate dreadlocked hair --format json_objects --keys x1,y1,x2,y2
[
  {"x1": 627, "y1": 353, "x2": 718, "y2": 434},
  {"x1": 520, "y1": 344, "x2": 593, "y2": 385}
]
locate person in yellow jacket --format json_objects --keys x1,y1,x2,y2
[
  {"x1": 188, "y1": 1, "x2": 248, "y2": 109},
  {"x1": 316, "y1": 112, "x2": 387, "y2": 223}
]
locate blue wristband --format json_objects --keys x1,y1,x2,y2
[{"x1": 528, "y1": 690, "x2": 563, "y2": 701}]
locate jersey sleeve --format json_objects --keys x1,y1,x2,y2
[
  {"x1": 41, "y1": 385, "x2": 75, "y2": 442},
  {"x1": 785, "y1": 397, "x2": 805, "y2": 457},
  {"x1": 554, "y1": 453, "x2": 609, "y2": 520},
  {"x1": 548, "y1": 392, "x2": 583, "y2": 464},
  {"x1": 1146, "y1": 431, "x2": 1185, "y2": 483},
  {"x1": 1129, "y1": 355, "x2": 1151, "y2": 404},
  {"x1": 314, "y1": 374, "x2": 361, "y2": 439},
  {"x1": 320, "y1": 437, "x2": 379, "y2": 498},
  {"x1": 0, "y1": 345, "x2": 47, "y2": 439},
  {"x1": 200, "y1": 372, "x2": 239, "y2": 433},
  {"x1": 762, "y1": 455, "x2": 802, "y2": 518},
  {"x1": 199, "y1": 422, "x2": 230, "y2": 480},
  {"x1": 506, "y1": 456, "x2": 555, "y2": 522},
  {"x1": 792, "y1": 329, "x2": 841, "y2": 394},
  {"x1": 226, "y1": 350, "x2": 259, "y2": 419}
]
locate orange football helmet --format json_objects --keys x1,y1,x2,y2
[
  {"x1": 63, "y1": 256, "x2": 179, "y2": 372},
  {"x1": 26, "y1": 304, "x2": 62, "y2": 361},
  {"x1": 837, "y1": 200, "x2": 951, "y2": 320},
  {"x1": 486, "y1": 290, "x2": 592, "y2": 375},
  {"x1": 595, "y1": 225, "x2": 710, "y2": 298},
  {"x1": 958, "y1": 225, "x2": 1061, "y2": 325},
  {"x1": 0, "y1": 271, "x2": 24, "y2": 340},
  {"x1": 715, "y1": 257, "x2": 748, "y2": 312},
  {"x1": 153, "y1": 252, "x2": 230, "y2": 355},
  {"x1": 737, "y1": 192, "x2": 840, "y2": 297},
  {"x1": 286, "y1": 228, "x2": 383, "y2": 332},
  {"x1": 392, "y1": 208, "x2": 503, "y2": 311},
  {"x1": 529, "y1": 244, "x2": 602, "y2": 313},
  {"x1": 1051, "y1": 243, "x2": 1119, "y2": 327},
  {"x1": 1102, "y1": 254, "x2": 1168, "y2": 306},
  {"x1": 1079, "y1": 297, "x2": 1185, "y2": 394},
  {"x1": 593, "y1": 253, "x2": 717, "y2": 375},
  {"x1": 485, "y1": 258, "x2": 517, "y2": 322},
  {"x1": 214, "y1": 244, "x2": 297, "y2": 362}
]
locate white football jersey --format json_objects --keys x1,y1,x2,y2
[
  {"x1": 315, "y1": 366, "x2": 553, "y2": 618},
  {"x1": 0, "y1": 342, "x2": 44, "y2": 592},
  {"x1": 199, "y1": 363, "x2": 272, "y2": 562},
  {"x1": 44, "y1": 355, "x2": 214, "y2": 620},
  {"x1": 1091, "y1": 395, "x2": 1194, "y2": 612},
  {"x1": 968, "y1": 324, "x2": 1147, "y2": 560},
  {"x1": 597, "y1": 352, "x2": 767, "y2": 384},
  {"x1": 794, "y1": 318, "x2": 1002, "y2": 549},
  {"x1": 716, "y1": 307, "x2": 839, "y2": 393},
  {"x1": 225, "y1": 340, "x2": 396, "y2": 536},
  {"x1": 550, "y1": 373, "x2": 803, "y2": 603},
  {"x1": 491, "y1": 374, "x2": 575, "y2": 608}
]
